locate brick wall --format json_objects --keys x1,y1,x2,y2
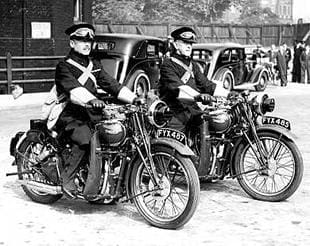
[{"x1": 0, "y1": 0, "x2": 92, "y2": 93}]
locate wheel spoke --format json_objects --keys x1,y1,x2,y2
[
  {"x1": 134, "y1": 151, "x2": 192, "y2": 222},
  {"x1": 240, "y1": 135, "x2": 296, "y2": 197}
]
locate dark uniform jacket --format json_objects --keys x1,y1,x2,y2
[
  {"x1": 275, "y1": 50, "x2": 287, "y2": 85},
  {"x1": 54, "y1": 50, "x2": 122, "y2": 139},
  {"x1": 159, "y1": 53, "x2": 216, "y2": 131},
  {"x1": 159, "y1": 53, "x2": 216, "y2": 114}
]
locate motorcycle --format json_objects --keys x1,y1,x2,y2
[
  {"x1": 156, "y1": 84, "x2": 303, "y2": 202},
  {"x1": 8, "y1": 94, "x2": 200, "y2": 229}
]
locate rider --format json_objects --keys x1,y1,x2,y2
[
  {"x1": 159, "y1": 26, "x2": 228, "y2": 132},
  {"x1": 51, "y1": 23, "x2": 137, "y2": 198}
]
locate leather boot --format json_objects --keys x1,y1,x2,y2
[
  {"x1": 61, "y1": 144, "x2": 86, "y2": 197},
  {"x1": 83, "y1": 131, "x2": 102, "y2": 199}
]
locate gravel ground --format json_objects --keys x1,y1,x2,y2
[{"x1": 0, "y1": 83, "x2": 309, "y2": 246}]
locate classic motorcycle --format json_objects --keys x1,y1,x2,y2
[
  {"x1": 156, "y1": 84, "x2": 303, "y2": 202},
  {"x1": 8, "y1": 94, "x2": 200, "y2": 229}
]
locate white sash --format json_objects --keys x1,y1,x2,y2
[{"x1": 66, "y1": 58, "x2": 97, "y2": 86}]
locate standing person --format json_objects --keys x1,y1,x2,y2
[
  {"x1": 49, "y1": 23, "x2": 137, "y2": 198},
  {"x1": 283, "y1": 43, "x2": 292, "y2": 69},
  {"x1": 159, "y1": 26, "x2": 228, "y2": 133},
  {"x1": 268, "y1": 44, "x2": 278, "y2": 83},
  {"x1": 292, "y1": 40, "x2": 303, "y2": 83},
  {"x1": 300, "y1": 44, "x2": 310, "y2": 84},
  {"x1": 275, "y1": 43, "x2": 288, "y2": 87}
]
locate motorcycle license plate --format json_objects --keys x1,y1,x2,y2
[
  {"x1": 262, "y1": 116, "x2": 291, "y2": 130},
  {"x1": 156, "y1": 128, "x2": 187, "y2": 145}
]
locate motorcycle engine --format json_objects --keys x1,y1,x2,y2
[
  {"x1": 97, "y1": 119, "x2": 127, "y2": 146},
  {"x1": 209, "y1": 109, "x2": 232, "y2": 133}
]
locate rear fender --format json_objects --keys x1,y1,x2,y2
[
  {"x1": 14, "y1": 130, "x2": 45, "y2": 155},
  {"x1": 10, "y1": 131, "x2": 25, "y2": 156},
  {"x1": 249, "y1": 67, "x2": 269, "y2": 85}
]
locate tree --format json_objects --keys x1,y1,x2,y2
[
  {"x1": 238, "y1": 0, "x2": 280, "y2": 24},
  {"x1": 92, "y1": 0, "x2": 144, "y2": 22},
  {"x1": 92, "y1": 0, "x2": 243, "y2": 23}
]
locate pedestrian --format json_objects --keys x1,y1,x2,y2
[
  {"x1": 47, "y1": 23, "x2": 137, "y2": 198},
  {"x1": 275, "y1": 43, "x2": 288, "y2": 86},
  {"x1": 283, "y1": 43, "x2": 292, "y2": 69},
  {"x1": 268, "y1": 44, "x2": 278, "y2": 83},
  {"x1": 292, "y1": 40, "x2": 303, "y2": 83},
  {"x1": 300, "y1": 44, "x2": 310, "y2": 84}
]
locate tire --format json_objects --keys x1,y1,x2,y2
[
  {"x1": 88, "y1": 198, "x2": 116, "y2": 205},
  {"x1": 255, "y1": 72, "x2": 268, "y2": 91},
  {"x1": 234, "y1": 131, "x2": 303, "y2": 202},
  {"x1": 130, "y1": 145, "x2": 200, "y2": 229},
  {"x1": 126, "y1": 70, "x2": 150, "y2": 98},
  {"x1": 16, "y1": 140, "x2": 62, "y2": 204},
  {"x1": 222, "y1": 71, "x2": 234, "y2": 91}
]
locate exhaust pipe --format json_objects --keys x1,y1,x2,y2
[{"x1": 18, "y1": 180, "x2": 63, "y2": 195}]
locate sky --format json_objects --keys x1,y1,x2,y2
[{"x1": 293, "y1": 0, "x2": 310, "y2": 22}]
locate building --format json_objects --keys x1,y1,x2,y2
[
  {"x1": 0, "y1": 0, "x2": 92, "y2": 93},
  {"x1": 261, "y1": 0, "x2": 293, "y2": 23}
]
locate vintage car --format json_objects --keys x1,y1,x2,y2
[
  {"x1": 92, "y1": 33, "x2": 166, "y2": 97},
  {"x1": 192, "y1": 43, "x2": 270, "y2": 91}
]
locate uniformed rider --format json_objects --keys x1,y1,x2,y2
[
  {"x1": 159, "y1": 26, "x2": 228, "y2": 132},
  {"x1": 51, "y1": 23, "x2": 136, "y2": 198}
]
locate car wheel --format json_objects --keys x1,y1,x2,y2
[
  {"x1": 126, "y1": 70, "x2": 150, "y2": 97},
  {"x1": 255, "y1": 73, "x2": 267, "y2": 91},
  {"x1": 222, "y1": 71, "x2": 234, "y2": 91}
]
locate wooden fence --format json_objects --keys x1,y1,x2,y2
[
  {"x1": 1, "y1": 22, "x2": 310, "y2": 94},
  {"x1": 0, "y1": 53, "x2": 64, "y2": 94},
  {"x1": 94, "y1": 21, "x2": 310, "y2": 47}
]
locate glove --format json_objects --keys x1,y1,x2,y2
[
  {"x1": 132, "y1": 97, "x2": 145, "y2": 105},
  {"x1": 199, "y1": 93, "x2": 214, "y2": 105},
  {"x1": 89, "y1": 99, "x2": 105, "y2": 109},
  {"x1": 227, "y1": 91, "x2": 239, "y2": 100}
]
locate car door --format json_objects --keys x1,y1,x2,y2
[{"x1": 229, "y1": 48, "x2": 246, "y2": 85}]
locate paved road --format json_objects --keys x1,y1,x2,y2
[{"x1": 0, "y1": 84, "x2": 309, "y2": 246}]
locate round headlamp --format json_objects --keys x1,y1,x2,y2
[
  {"x1": 253, "y1": 94, "x2": 275, "y2": 115},
  {"x1": 147, "y1": 100, "x2": 172, "y2": 128}
]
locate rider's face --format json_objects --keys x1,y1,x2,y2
[
  {"x1": 70, "y1": 40, "x2": 92, "y2": 56},
  {"x1": 174, "y1": 40, "x2": 193, "y2": 57}
]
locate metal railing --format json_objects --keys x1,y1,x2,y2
[{"x1": 0, "y1": 52, "x2": 64, "y2": 93}]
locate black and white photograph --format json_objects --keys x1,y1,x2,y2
[{"x1": 0, "y1": 0, "x2": 309, "y2": 245}]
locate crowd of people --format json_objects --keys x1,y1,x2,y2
[{"x1": 259, "y1": 40, "x2": 310, "y2": 86}]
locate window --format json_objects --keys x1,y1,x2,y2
[
  {"x1": 147, "y1": 44, "x2": 156, "y2": 57},
  {"x1": 220, "y1": 49, "x2": 231, "y2": 62},
  {"x1": 74, "y1": 0, "x2": 82, "y2": 21}
]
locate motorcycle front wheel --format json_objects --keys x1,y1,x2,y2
[
  {"x1": 16, "y1": 139, "x2": 63, "y2": 204},
  {"x1": 130, "y1": 145, "x2": 200, "y2": 229},
  {"x1": 235, "y1": 131, "x2": 303, "y2": 202}
]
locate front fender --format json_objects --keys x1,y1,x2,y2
[
  {"x1": 256, "y1": 125, "x2": 297, "y2": 142},
  {"x1": 151, "y1": 138, "x2": 195, "y2": 157},
  {"x1": 230, "y1": 125, "x2": 297, "y2": 176}
]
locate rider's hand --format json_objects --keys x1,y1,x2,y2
[
  {"x1": 198, "y1": 93, "x2": 214, "y2": 105},
  {"x1": 89, "y1": 99, "x2": 105, "y2": 109},
  {"x1": 227, "y1": 91, "x2": 239, "y2": 100},
  {"x1": 132, "y1": 97, "x2": 145, "y2": 105}
]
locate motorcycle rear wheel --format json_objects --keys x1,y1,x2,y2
[
  {"x1": 16, "y1": 139, "x2": 62, "y2": 204},
  {"x1": 235, "y1": 131, "x2": 303, "y2": 201},
  {"x1": 130, "y1": 145, "x2": 200, "y2": 229}
]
